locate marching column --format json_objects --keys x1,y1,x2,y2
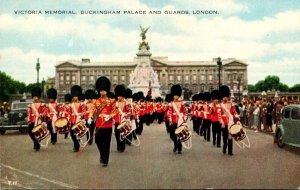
[{"x1": 210, "y1": 90, "x2": 222, "y2": 147}]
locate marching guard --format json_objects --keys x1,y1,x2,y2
[
  {"x1": 163, "y1": 94, "x2": 173, "y2": 134},
  {"x1": 60, "y1": 94, "x2": 72, "y2": 139},
  {"x1": 202, "y1": 92, "x2": 212, "y2": 142},
  {"x1": 84, "y1": 89, "x2": 96, "y2": 145},
  {"x1": 87, "y1": 76, "x2": 119, "y2": 167},
  {"x1": 125, "y1": 88, "x2": 136, "y2": 145},
  {"x1": 167, "y1": 85, "x2": 188, "y2": 154},
  {"x1": 211, "y1": 90, "x2": 222, "y2": 147},
  {"x1": 27, "y1": 86, "x2": 45, "y2": 151},
  {"x1": 114, "y1": 84, "x2": 129, "y2": 152},
  {"x1": 135, "y1": 92, "x2": 145, "y2": 135},
  {"x1": 70, "y1": 85, "x2": 84, "y2": 152},
  {"x1": 219, "y1": 85, "x2": 239, "y2": 156},
  {"x1": 155, "y1": 97, "x2": 164, "y2": 124},
  {"x1": 45, "y1": 88, "x2": 59, "y2": 145}
]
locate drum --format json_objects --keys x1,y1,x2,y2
[
  {"x1": 175, "y1": 125, "x2": 191, "y2": 142},
  {"x1": 32, "y1": 123, "x2": 49, "y2": 141},
  {"x1": 55, "y1": 117, "x2": 69, "y2": 134},
  {"x1": 71, "y1": 121, "x2": 88, "y2": 138},
  {"x1": 229, "y1": 123, "x2": 246, "y2": 141},
  {"x1": 117, "y1": 120, "x2": 133, "y2": 137}
]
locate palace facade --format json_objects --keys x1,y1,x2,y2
[{"x1": 55, "y1": 56, "x2": 248, "y2": 102}]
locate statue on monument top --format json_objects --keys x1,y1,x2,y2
[{"x1": 139, "y1": 25, "x2": 150, "y2": 50}]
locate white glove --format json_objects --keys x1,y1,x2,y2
[
  {"x1": 104, "y1": 115, "x2": 111, "y2": 122},
  {"x1": 87, "y1": 118, "x2": 93, "y2": 125}
]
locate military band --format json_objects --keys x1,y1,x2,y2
[{"x1": 27, "y1": 74, "x2": 243, "y2": 166}]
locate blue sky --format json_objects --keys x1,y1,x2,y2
[{"x1": 0, "y1": 0, "x2": 300, "y2": 87}]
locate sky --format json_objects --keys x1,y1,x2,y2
[{"x1": 0, "y1": 0, "x2": 300, "y2": 87}]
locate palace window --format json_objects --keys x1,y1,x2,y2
[
  {"x1": 201, "y1": 75, "x2": 205, "y2": 81},
  {"x1": 82, "y1": 76, "x2": 86, "y2": 81},
  {"x1": 90, "y1": 76, "x2": 94, "y2": 81},
  {"x1": 113, "y1": 76, "x2": 118, "y2": 81},
  {"x1": 185, "y1": 76, "x2": 189, "y2": 81},
  {"x1": 72, "y1": 76, "x2": 76, "y2": 81},
  {"x1": 169, "y1": 75, "x2": 174, "y2": 80},
  {"x1": 193, "y1": 75, "x2": 197, "y2": 80},
  {"x1": 66, "y1": 75, "x2": 70, "y2": 81},
  {"x1": 121, "y1": 76, "x2": 125, "y2": 81},
  {"x1": 209, "y1": 75, "x2": 212, "y2": 81},
  {"x1": 177, "y1": 76, "x2": 181, "y2": 81},
  {"x1": 60, "y1": 75, "x2": 64, "y2": 81}
]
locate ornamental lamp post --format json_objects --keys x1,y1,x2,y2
[
  {"x1": 217, "y1": 57, "x2": 222, "y2": 89},
  {"x1": 36, "y1": 58, "x2": 40, "y2": 85},
  {"x1": 237, "y1": 76, "x2": 241, "y2": 103}
]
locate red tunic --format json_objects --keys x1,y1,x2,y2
[
  {"x1": 70, "y1": 102, "x2": 84, "y2": 125},
  {"x1": 114, "y1": 100, "x2": 129, "y2": 124},
  {"x1": 221, "y1": 102, "x2": 238, "y2": 125},
  {"x1": 202, "y1": 103, "x2": 212, "y2": 120},
  {"x1": 211, "y1": 103, "x2": 223, "y2": 122},
  {"x1": 27, "y1": 102, "x2": 46, "y2": 124},
  {"x1": 167, "y1": 101, "x2": 188, "y2": 124}
]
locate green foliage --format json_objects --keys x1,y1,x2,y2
[
  {"x1": 0, "y1": 71, "x2": 27, "y2": 102},
  {"x1": 247, "y1": 84, "x2": 256, "y2": 92},
  {"x1": 289, "y1": 84, "x2": 300, "y2": 92}
]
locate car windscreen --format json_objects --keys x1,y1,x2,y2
[
  {"x1": 12, "y1": 102, "x2": 31, "y2": 110},
  {"x1": 291, "y1": 108, "x2": 300, "y2": 120}
]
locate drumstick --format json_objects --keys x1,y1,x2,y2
[{"x1": 76, "y1": 127, "x2": 100, "y2": 157}]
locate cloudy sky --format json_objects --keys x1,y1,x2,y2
[{"x1": 0, "y1": 0, "x2": 299, "y2": 86}]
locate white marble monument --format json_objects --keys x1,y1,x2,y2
[{"x1": 128, "y1": 26, "x2": 161, "y2": 97}]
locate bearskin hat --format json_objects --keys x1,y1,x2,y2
[
  {"x1": 132, "y1": 93, "x2": 138, "y2": 102},
  {"x1": 114, "y1": 85, "x2": 126, "y2": 97},
  {"x1": 137, "y1": 91, "x2": 144, "y2": 101},
  {"x1": 31, "y1": 86, "x2": 42, "y2": 98},
  {"x1": 47, "y1": 88, "x2": 57, "y2": 100},
  {"x1": 203, "y1": 92, "x2": 211, "y2": 102},
  {"x1": 211, "y1": 90, "x2": 221, "y2": 100},
  {"x1": 79, "y1": 93, "x2": 85, "y2": 101},
  {"x1": 85, "y1": 89, "x2": 96, "y2": 100},
  {"x1": 171, "y1": 84, "x2": 182, "y2": 96},
  {"x1": 108, "y1": 91, "x2": 115, "y2": 99},
  {"x1": 192, "y1": 94, "x2": 197, "y2": 101},
  {"x1": 96, "y1": 76, "x2": 111, "y2": 93},
  {"x1": 145, "y1": 95, "x2": 152, "y2": 102},
  {"x1": 219, "y1": 85, "x2": 230, "y2": 98},
  {"x1": 64, "y1": 93, "x2": 72, "y2": 103},
  {"x1": 198, "y1": 93, "x2": 204, "y2": 101},
  {"x1": 71, "y1": 85, "x2": 82, "y2": 98},
  {"x1": 165, "y1": 94, "x2": 173, "y2": 103},
  {"x1": 156, "y1": 97, "x2": 162, "y2": 102},
  {"x1": 125, "y1": 88, "x2": 133, "y2": 99}
]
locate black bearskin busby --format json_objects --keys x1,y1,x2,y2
[
  {"x1": 108, "y1": 91, "x2": 115, "y2": 99},
  {"x1": 71, "y1": 85, "x2": 82, "y2": 98},
  {"x1": 171, "y1": 84, "x2": 182, "y2": 97},
  {"x1": 125, "y1": 88, "x2": 133, "y2": 99},
  {"x1": 64, "y1": 93, "x2": 72, "y2": 103},
  {"x1": 192, "y1": 94, "x2": 197, "y2": 101},
  {"x1": 198, "y1": 93, "x2": 204, "y2": 101},
  {"x1": 219, "y1": 85, "x2": 230, "y2": 98},
  {"x1": 145, "y1": 95, "x2": 152, "y2": 102},
  {"x1": 132, "y1": 93, "x2": 138, "y2": 102},
  {"x1": 211, "y1": 90, "x2": 221, "y2": 100},
  {"x1": 79, "y1": 94, "x2": 85, "y2": 101},
  {"x1": 85, "y1": 89, "x2": 96, "y2": 100},
  {"x1": 96, "y1": 76, "x2": 111, "y2": 93},
  {"x1": 31, "y1": 86, "x2": 42, "y2": 98},
  {"x1": 114, "y1": 85, "x2": 126, "y2": 97},
  {"x1": 165, "y1": 94, "x2": 173, "y2": 103},
  {"x1": 137, "y1": 91, "x2": 145, "y2": 101},
  {"x1": 203, "y1": 92, "x2": 211, "y2": 102},
  {"x1": 47, "y1": 88, "x2": 57, "y2": 100}
]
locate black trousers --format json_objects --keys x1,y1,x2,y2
[
  {"x1": 164, "y1": 117, "x2": 170, "y2": 134},
  {"x1": 157, "y1": 112, "x2": 164, "y2": 124},
  {"x1": 135, "y1": 116, "x2": 144, "y2": 135},
  {"x1": 169, "y1": 123, "x2": 182, "y2": 152},
  {"x1": 195, "y1": 117, "x2": 202, "y2": 135},
  {"x1": 202, "y1": 119, "x2": 211, "y2": 141},
  {"x1": 46, "y1": 121, "x2": 57, "y2": 143},
  {"x1": 114, "y1": 123, "x2": 125, "y2": 151},
  {"x1": 28, "y1": 122, "x2": 40, "y2": 148},
  {"x1": 86, "y1": 120, "x2": 95, "y2": 144},
  {"x1": 212, "y1": 121, "x2": 221, "y2": 146},
  {"x1": 95, "y1": 128, "x2": 112, "y2": 164},
  {"x1": 70, "y1": 123, "x2": 80, "y2": 151},
  {"x1": 221, "y1": 125, "x2": 233, "y2": 154}
]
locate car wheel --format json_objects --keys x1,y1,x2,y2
[
  {"x1": 19, "y1": 128, "x2": 28, "y2": 134},
  {"x1": 276, "y1": 130, "x2": 285, "y2": 148},
  {"x1": 0, "y1": 129, "x2": 6, "y2": 135}
]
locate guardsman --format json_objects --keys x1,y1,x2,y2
[
  {"x1": 163, "y1": 94, "x2": 173, "y2": 134},
  {"x1": 58, "y1": 93, "x2": 72, "y2": 139},
  {"x1": 45, "y1": 88, "x2": 59, "y2": 144},
  {"x1": 198, "y1": 93, "x2": 204, "y2": 136},
  {"x1": 70, "y1": 85, "x2": 84, "y2": 152},
  {"x1": 191, "y1": 94, "x2": 198, "y2": 133},
  {"x1": 210, "y1": 90, "x2": 222, "y2": 147},
  {"x1": 144, "y1": 95, "x2": 154, "y2": 126},
  {"x1": 135, "y1": 91, "x2": 145, "y2": 135},
  {"x1": 167, "y1": 85, "x2": 188, "y2": 154},
  {"x1": 113, "y1": 85, "x2": 128, "y2": 152},
  {"x1": 155, "y1": 97, "x2": 164, "y2": 124},
  {"x1": 125, "y1": 88, "x2": 135, "y2": 145},
  {"x1": 84, "y1": 89, "x2": 96, "y2": 145},
  {"x1": 87, "y1": 76, "x2": 119, "y2": 167},
  {"x1": 202, "y1": 92, "x2": 212, "y2": 142},
  {"x1": 27, "y1": 86, "x2": 45, "y2": 151},
  {"x1": 219, "y1": 85, "x2": 239, "y2": 156}
]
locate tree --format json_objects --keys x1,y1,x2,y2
[
  {"x1": 251, "y1": 75, "x2": 289, "y2": 92},
  {"x1": 289, "y1": 84, "x2": 300, "y2": 92},
  {"x1": 247, "y1": 84, "x2": 256, "y2": 92}
]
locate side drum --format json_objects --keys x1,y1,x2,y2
[
  {"x1": 71, "y1": 121, "x2": 88, "y2": 138},
  {"x1": 55, "y1": 117, "x2": 69, "y2": 134},
  {"x1": 117, "y1": 120, "x2": 133, "y2": 137},
  {"x1": 175, "y1": 125, "x2": 191, "y2": 142},
  {"x1": 32, "y1": 123, "x2": 49, "y2": 141},
  {"x1": 229, "y1": 123, "x2": 246, "y2": 141}
]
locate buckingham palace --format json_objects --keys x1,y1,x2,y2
[{"x1": 55, "y1": 56, "x2": 248, "y2": 101}]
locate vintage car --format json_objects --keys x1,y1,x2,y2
[
  {"x1": 0, "y1": 99, "x2": 34, "y2": 134},
  {"x1": 274, "y1": 104, "x2": 300, "y2": 148}
]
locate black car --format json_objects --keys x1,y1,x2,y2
[{"x1": 0, "y1": 99, "x2": 34, "y2": 134}]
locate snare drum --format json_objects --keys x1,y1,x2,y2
[
  {"x1": 229, "y1": 123, "x2": 246, "y2": 141},
  {"x1": 55, "y1": 117, "x2": 69, "y2": 134},
  {"x1": 175, "y1": 125, "x2": 191, "y2": 142},
  {"x1": 32, "y1": 123, "x2": 49, "y2": 141},
  {"x1": 71, "y1": 121, "x2": 88, "y2": 138},
  {"x1": 117, "y1": 120, "x2": 133, "y2": 137}
]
